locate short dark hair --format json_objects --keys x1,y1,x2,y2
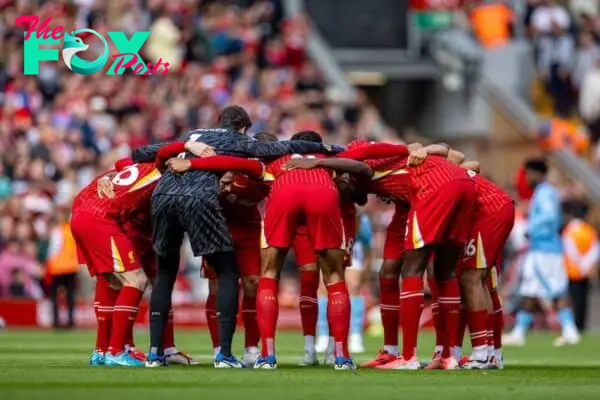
[
  {"x1": 524, "y1": 158, "x2": 548, "y2": 175},
  {"x1": 563, "y1": 199, "x2": 589, "y2": 219},
  {"x1": 291, "y1": 130, "x2": 322, "y2": 143},
  {"x1": 218, "y1": 105, "x2": 252, "y2": 131},
  {"x1": 254, "y1": 131, "x2": 278, "y2": 142}
]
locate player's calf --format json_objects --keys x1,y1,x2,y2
[{"x1": 459, "y1": 269, "x2": 489, "y2": 364}]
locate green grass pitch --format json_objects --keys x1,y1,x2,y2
[{"x1": 1, "y1": 329, "x2": 599, "y2": 400}]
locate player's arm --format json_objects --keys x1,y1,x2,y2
[
  {"x1": 447, "y1": 148, "x2": 466, "y2": 165},
  {"x1": 97, "y1": 159, "x2": 132, "y2": 199},
  {"x1": 461, "y1": 160, "x2": 481, "y2": 173},
  {"x1": 283, "y1": 158, "x2": 373, "y2": 178},
  {"x1": 337, "y1": 143, "x2": 409, "y2": 161},
  {"x1": 166, "y1": 155, "x2": 264, "y2": 180},
  {"x1": 225, "y1": 135, "x2": 344, "y2": 158}
]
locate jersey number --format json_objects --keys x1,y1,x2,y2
[
  {"x1": 464, "y1": 239, "x2": 476, "y2": 257},
  {"x1": 112, "y1": 165, "x2": 139, "y2": 186},
  {"x1": 177, "y1": 133, "x2": 202, "y2": 159}
]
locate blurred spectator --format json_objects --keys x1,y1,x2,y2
[
  {"x1": 530, "y1": 0, "x2": 571, "y2": 37},
  {"x1": 572, "y1": 31, "x2": 600, "y2": 90},
  {"x1": 0, "y1": 0, "x2": 392, "y2": 301},
  {"x1": 538, "y1": 20, "x2": 575, "y2": 115},
  {"x1": 579, "y1": 58, "x2": 600, "y2": 147},
  {"x1": 46, "y1": 209, "x2": 80, "y2": 328},
  {"x1": 469, "y1": 0, "x2": 514, "y2": 48},
  {"x1": 562, "y1": 199, "x2": 598, "y2": 331},
  {"x1": 0, "y1": 239, "x2": 43, "y2": 299}
]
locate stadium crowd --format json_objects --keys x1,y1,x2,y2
[{"x1": 0, "y1": 0, "x2": 397, "y2": 302}]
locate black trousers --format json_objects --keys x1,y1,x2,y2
[
  {"x1": 50, "y1": 273, "x2": 77, "y2": 328},
  {"x1": 568, "y1": 278, "x2": 590, "y2": 331}
]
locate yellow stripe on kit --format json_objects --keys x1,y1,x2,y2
[
  {"x1": 371, "y1": 169, "x2": 408, "y2": 181},
  {"x1": 111, "y1": 237, "x2": 125, "y2": 273},
  {"x1": 412, "y1": 213, "x2": 425, "y2": 249},
  {"x1": 476, "y1": 233, "x2": 487, "y2": 269},
  {"x1": 128, "y1": 169, "x2": 161, "y2": 192},
  {"x1": 260, "y1": 220, "x2": 269, "y2": 249}
]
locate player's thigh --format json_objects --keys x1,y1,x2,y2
[
  {"x1": 152, "y1": 195, "x2": 185, "y2": 256},
  {"x1": 179, "y1": 197, "x2": 233, "y2": 256},
  {"x1": 72, "y1": 213, "x2": 140, "y2": 274},
  {"x1": 130, "y1": 236, "x2": 156, "y2": 281},
  {"x1": 304, "y1": 187, "x2": 344, "y2": 250},
  {"x1": 264, "y1": 188, "x2": 303, "y2": 248},
  {"x1": 404, "y1": 188, "x2": 461, "y2": 250},
  {"x1": 293, "y1": 227, "x2": 318, "y2": 267},
  {"x1": 231, "y1": 227, "x2": 261, "y2": 277}
]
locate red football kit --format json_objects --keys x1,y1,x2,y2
[
  {"x1": 340, "y1": 143, "x2": 476, "y2": 250},
  {"x1": 459, "y1": 173, "x2": 515, "y2": 271},
  {"x1": 293, "y1": 199, "x2": 358, "y2": 267},
  {"x1": 203, "y1": 173, "x2": 270, "y2": 279},
  {"x1": 263, "y1": 154, "x2": 344, "y2": 250},
  {"x1": 71, "y1": 161, "x2": 161, "y2": 277}
]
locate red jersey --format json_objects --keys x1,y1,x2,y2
[
  {"x1": 472, "y1": 173, "x2": 513, "y2": 215},
  {"x1": 410, "y1": 155, "x2": 472, "y2": 201},
  {"x1": 364, "y1": 157, "x2": 411, "y2": 205},
  {"x1": 221, "y1": 173, "x2": 270, "y2": 226},
  {"x1": 264, "y1": 154, "x2": 336, "y2": 191},
  {"x1": 73, "y1": 163, "x2": 161, "y2": 236}
]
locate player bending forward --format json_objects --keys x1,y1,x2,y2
[
  {"x1": 71, "y1": 157, "x2": 201, "y2": 367},
  {"x1": 255, "y1": 134, "x2": 356, "y2": 370}
]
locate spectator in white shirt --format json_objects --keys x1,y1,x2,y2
[{"x1": 531, "y1": 0, "x2": 571, "y2": 36}]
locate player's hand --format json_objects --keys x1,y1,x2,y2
[
  {"x1": 166, "y1": 158, "x2": 192, "y2": 173},
  {"x1": 283, "y1": 159, "x2": 320, "y2": 170},
  {"x1": 184, "y1": 141, "x2": 216, "y2": 158},
  {"x1": 97, "y1": 177, "x2": 115, "y2": 199},
  {"x1": 407, "y1": 147, "x2": 427, "y2": 166}
]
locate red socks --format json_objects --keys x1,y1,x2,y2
[
  {"x1": 427, "y1": 277, "x2": 443, "y2": 350},
  {"x1": 379, "y1": 276, "x2": 400, "y2": 348},
  {"x1": 491, "y1": 289, "x2": 503, "y2": 350},
  {"x1": 299, "y1": 270, "x2": 319, "y2": 338},
  {"x1": 326, "y1": 281, "x2": 350, "y2": 359},
  {"x1": 438, "y1": 277, "x2": 461, "y2": 358},
  {"x1": 257, "y1": 277, "x2": 279, "y2": 357},
  {"x1": 163, "y1": 309, "x2": 175, "y2": 349},
  {"x1": 205, "y1": 292, "x2": 219, "y2": 349},
  {"x1": 468, "y1": 310, "x2": 488, "y2": 348},
  {"x1": 242, "y1": 294, "x2": 260, "y2": 348},
  {"x1": 110, "y1": 286, "x2": 143, "y2": 355},
  {"x1": 400, "y1": 276, "x2": 424, "y2": 360},
  {"x1": 94, "y1": 276, "x2": 118, "y2": 353}
]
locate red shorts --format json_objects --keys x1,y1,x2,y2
[
  {"x1": 203, "y1": 223, "x2": 261, "y2": 279},
  {"x1": 293, "y1": 213, "x2": 357, "y2": 267},
  {"x1": 71, "y1": 212, "x2": 141, "y2": 276},
  {"x1": 405, "y1": 179, "x2": 476, "y2": 250},
  {"x1": 460, "y1": 202, "x2": 515, "y2": 271},
  {"x1": 264, "y1": 185, "x2": 343, "y2": 250},
  {"x1": 383, "y1": 204, "x2": 409, "y2": 260}
]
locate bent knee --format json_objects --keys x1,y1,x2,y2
[
  {"x1": 116, "y1": 269, "x2": 148, "y2": 291},
  {"x1": 242, "y1": 276, "x2": 259, "y2": 297}
]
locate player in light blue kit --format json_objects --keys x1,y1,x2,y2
[{"x1": 504, "y1": 159, "x2": 580, "y2": 347}]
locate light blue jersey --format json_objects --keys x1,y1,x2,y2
[
  {"x1": 351, "y1": 214, "x2": 373, "y2": 265},
  {"x1": 527, "y1": 181, "x2": 563, "y2": 254}
]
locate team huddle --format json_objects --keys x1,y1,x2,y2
[{"x1": 71, "y1": 105, "x2": 514, "y2": 370}]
